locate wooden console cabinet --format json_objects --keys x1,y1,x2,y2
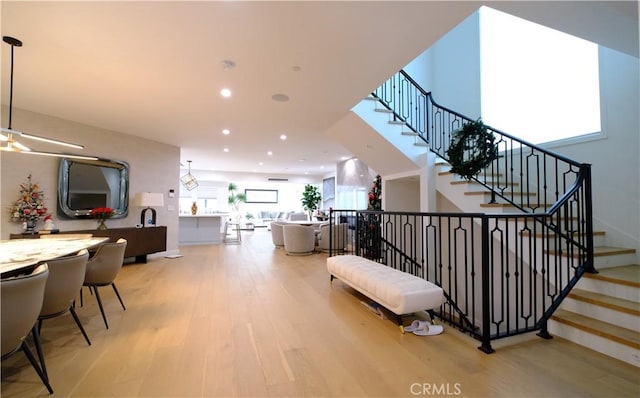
[{"x1": 11, "y1": 226, "x2": 167, "y2": 264}]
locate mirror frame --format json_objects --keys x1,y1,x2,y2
[{"x1": 58, "y1": 157, "x2": 129, "y2": 219}]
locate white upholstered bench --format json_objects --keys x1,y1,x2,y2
[{"x1": 327, "y1": 255, "x2": 444, "y2": 325}]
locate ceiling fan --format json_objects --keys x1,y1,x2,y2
[{"x1": 1, "y1": 36, "x2": 97, "y2": 160}]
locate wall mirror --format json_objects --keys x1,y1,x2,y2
[{"x1": 58, "y1": 157, "x2": 129, "y2": 219}]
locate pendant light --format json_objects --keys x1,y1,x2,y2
[
  {"x1": 180, "y1": 160, "x2": 199, "y2": 190},
  {"x1": 1, "y1": 36, "x2": 97, "y2": 160}
]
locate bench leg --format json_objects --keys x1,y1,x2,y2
[
  {"x1": 427, "y1": 309, "x2": 438, "y2": 325},
  {"x1": 330, "y1": 274, "x2": 335, "y2": 283}
]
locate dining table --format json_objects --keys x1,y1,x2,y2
[{"x1": 0, "y1": 236, "x2": 109, "y2": 278}]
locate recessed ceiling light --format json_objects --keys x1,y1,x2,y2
[
  {"x1": 267, "y1": 151, "x2": 273, "y2": 156},
  {"x1": 223, "y1": 147, "x2": 229, "y2": 153},
  {"x1": 222, "y1": 129, "x2": 230, "y2": 135},
  {"x1": 341, "y1": 156, "x2": 350, "y2": 160},
  {"x1": 259, "y1": 162, "x2": 264, "y2": 166},
  {"x1": 320, "y1": 165, "x2": 325, "y2": 169},
  {"x1": 298, "y1": 158, "x2": 305, "y2": 162},
  {"x1": 304, "y1": 171, "x2": 309, "y2": 175},
  {"x1": 272, "y1": 93, "x2": 289, "y2": 102},
  {"x1": 220, "y1": 88, "x2": 232, "y2": 98},
  {"x1": 280, "y1": 134, "x2": 287, "y2": 140}
]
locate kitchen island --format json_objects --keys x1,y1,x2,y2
[{"x1": 179, "y1": 214, "x2": 229, "y2": 245}]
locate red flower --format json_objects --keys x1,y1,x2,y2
[{"x1": 91, "y1": 207, "x2": 114, "y2": 220}]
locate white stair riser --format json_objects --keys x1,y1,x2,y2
[
  {"x1": 560, "y1": 297, "x2": 639, "y2": 331},
  {"x1": 594, "y1": 253, "x2": 637, "y2": 269},
  {"x1": 549, "y1": 254, "x2": 636, "y2": 272},
  {"x1": 548, "y1": 320, "x2": 640, "y2": 367},
  {"x1": 577, "y1": 277, "x2": 640, "y2": 302},
  {"x1": 531, "y1": 234, "x2": 606, "y2": 248}
]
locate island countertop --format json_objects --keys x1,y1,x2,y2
[
  {"x1": 179, "y1": 213, "x2": 229, "y2": 218},
  {"x1": 179, "y1": 214, "x2": 229, "y2": 245}
]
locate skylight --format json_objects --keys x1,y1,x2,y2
[{"x1": 480, "y1": 7, "x2": 601, "y2": 144}]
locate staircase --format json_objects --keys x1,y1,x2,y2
[
  {"x1": 550, "y1": 264, "x2": 640, "y2": 367},
  {"x1": 435, "y1": 159, "x2": 640, "y2": 366},
  {"x1": 345, "y1": 70, "x2": 639, "y2": 362},
  {"x1": 358, "y1": 95, "x2": 640, "y2": 364}
]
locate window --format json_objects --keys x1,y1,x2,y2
[{"x1": 480, "y1": 7, "x2": 600, "y2": 144}]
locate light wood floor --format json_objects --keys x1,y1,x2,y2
[{"x1": 2, "y1": 228, "x2": 639, "y2": 397}]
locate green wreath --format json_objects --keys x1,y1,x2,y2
[{"x1": 446, "y1": 119, "x2": 498, "y2": 180}]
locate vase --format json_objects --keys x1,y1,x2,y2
[
  {"x1": 97, "y1": 219, "x2": 108, "y2": 230},
  {"x1": 23, "y1": 219, "x2": 37, "y2": 235},
  {"x1": 191, "y1": 202, "x2": 198, "y2": 215}
]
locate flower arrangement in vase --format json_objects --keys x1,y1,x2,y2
[
  {"x1": 90, "y1": 207, "x2": 114, "y2": 230},
  {"x1": 10, "y1": 174, "x2": 49, "y2": 234}
]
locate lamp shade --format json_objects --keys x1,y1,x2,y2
[{"x1": 134, "y1": 192, "x2": 164, "y2": 207}]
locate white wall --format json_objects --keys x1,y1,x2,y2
[
  {"x1": 384, "y1": 176, "x2": 420, "y2": 212},
  {"x1": 1, "y1": 106, "x2": 181, "y2": 254},
  {"x1": 542, "y1": 47, "x2": 640, "y2": 250},
  {"x1": 405, "y1": 10, "x2": 482, "y2": 118}
]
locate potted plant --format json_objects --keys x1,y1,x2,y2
[
  {"x1": 301, "y1": 184, "x2": 321, "y2": 221},
  {"x1": 244, "y1": 212, "x2": 255, "y2": 230},
  {"x1": 228, "y1": 183, "x2": 246, "y2": 222}
]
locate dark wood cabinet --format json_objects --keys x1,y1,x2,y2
[{"x1": 10, "y1": 226, "x2": 167, "y2": 264}]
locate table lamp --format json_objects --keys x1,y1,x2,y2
[{"x1": 134, "y1": 192, "x2": 164, "y2": 227}]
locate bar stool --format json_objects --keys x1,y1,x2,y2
[{"x1": 223, "y1": 221, "x2": 241, "y2": 244}]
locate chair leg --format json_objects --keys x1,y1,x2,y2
[
  {"x1": 92, "y1": 286, "x2": 109, "y2": 329},
  {"x1": 29, "y1": 326, "x2": 53, "y2": 393},
  {"x1": 69, "y1": 306, "x2": 92, "y2": 346},
  {"x1": 21, "y1": 339, "x2": 53, "y2": 394},
  {"x1": 111, "y1": 283, "x2": 126, "y2": 311}
]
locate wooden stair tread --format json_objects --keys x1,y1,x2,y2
[
  {"x1": 551, "y1": 309, "x2": 640, "y2": 349},
  {"x1": 520, "y1": 230, "x2": 605, "y2": 238},
  {"x1": 585, "y1": 264, "x2": 640, "y2": 288},
  {"x1": 465, "y1": 190, "x2": 536, "y2": 197},
  {"x1": 450, "y1": 179, "x2": 514, "y2": 186},
  {"x1": 568, "y1": 288, "x2": 640, "y2": 316},
  {"x1": 547, "y1": 246, "x2": 636, "y2": 257},
  {"x1": 479, "y1": 203, "x2": 514, "y2": 208}
]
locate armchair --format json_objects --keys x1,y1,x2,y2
[
  {"x1": 318, "y1": 223, "x2": 348, "y2": 252},
  {"x1": 282, "y1": 224, "x2": 316, "y2": 255}
]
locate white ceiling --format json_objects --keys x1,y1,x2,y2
[{"x1": 2, "y1": 1, "x2": 637, "y2": 177}]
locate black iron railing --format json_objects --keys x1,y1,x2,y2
[{"x1": 327, "y1": 69, "x2": 594, "y2": 353}]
